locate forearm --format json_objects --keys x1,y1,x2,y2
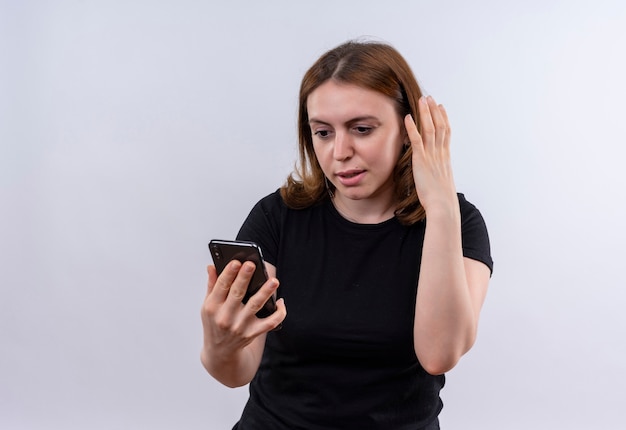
[
  {"x1": 201, "y1": 335, "x2": 265, "y2": 388},
  {"x1": 200, "y1": 262, "x2": 284, "y2": 388},
  {"x1": 413, "y1": 204, "x2": 475, "y2": 375}
]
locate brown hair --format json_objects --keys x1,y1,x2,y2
[{"x1": 280, "y1": 40, "x2": 425, "y2": 225}]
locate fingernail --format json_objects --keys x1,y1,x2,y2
[
  {"x1": 421, "y1": 96, "x2": 428, "y2": 105},
  {"x1": 243, "y1": 262, "x2": 255, "y2": 273}
]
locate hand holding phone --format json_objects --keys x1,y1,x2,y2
[{"x1": 208, "y1": 239, "x2": 278, "y2": 318}]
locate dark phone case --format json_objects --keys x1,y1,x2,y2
[{"x1": 208, "y1": 239, "x2": 277, "y2": 318}]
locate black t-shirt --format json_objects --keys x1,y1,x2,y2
[{"x1": 234, "y1": 190, "x2": 493, "y2": 430}]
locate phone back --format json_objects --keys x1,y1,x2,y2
[{"x1": 208, "y1": 240, "x2": 274, "y2": 317}]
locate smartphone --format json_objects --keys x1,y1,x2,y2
[{"x1": 208, "y1": 239, "x2": 277, "y2": 318}]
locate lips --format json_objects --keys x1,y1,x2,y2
[{"x1": 336, "y1": 169, "x2": 366, "y2": 186}]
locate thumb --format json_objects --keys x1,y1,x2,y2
[{"x1": 206, "y1": 265, "x2": 218, "y2": 296}]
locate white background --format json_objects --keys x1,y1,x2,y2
[{"x1": 2, "y1": 0, "x2": 625, "y2": 429}]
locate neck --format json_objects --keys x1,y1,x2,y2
[{"x1": 331, "y1": 193, "x2": 397, "y2": 224}]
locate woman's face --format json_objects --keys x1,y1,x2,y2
[{"x1": 307, "y1": 80, "x2": 405, "y2": 207}]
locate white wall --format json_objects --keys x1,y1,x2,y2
[{"x1": 1, "y1": 1, "x2": 625, "y2": 428}]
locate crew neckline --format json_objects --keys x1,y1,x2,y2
[{"x1": 325, "y1": 197, "x2": 399, "y2": 230}]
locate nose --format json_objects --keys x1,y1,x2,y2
[{"x1": 333, "y1": 131, "x2": 354, "y2": 161}]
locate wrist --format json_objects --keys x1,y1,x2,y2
[{"x1": 422, "y1": 195, "x2": 460, "y2": 220}]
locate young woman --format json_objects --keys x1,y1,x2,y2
[{"x1": 201, "y1": 40, "x2": 493, "y2": 430}]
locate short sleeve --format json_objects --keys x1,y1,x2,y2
[{"x1": 458, "y1": 194, "x2": 494, "y2": 275}]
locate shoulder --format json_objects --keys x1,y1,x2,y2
[
  {"x1": 238, "y1": 189, "x2": 326, "y2": 265},
  {"x1": 237, "y1": 190, "x2": 288, "y2": 265},
  {"x1": 240, "y1": 189, "x2": 289, "y2": 236},
  {"x1": 252, "y1": 189, "x2": 328, "y2": 218},
  {"x1": 258, "y1": 188, "x2": 285, "y2": 206},
  {"x1": 249, "y1": 189, "x2": 288, "y2": 216}
]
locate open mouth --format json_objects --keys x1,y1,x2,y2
[
  {"x1": 336, "y1": 169, "x2": 366, "y2": 186},
  {"x1": 337, "y1": 169, "x2": 364, "y2": 178}
]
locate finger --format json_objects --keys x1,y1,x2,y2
[
  {"x1": 426, "y1": 97, "x2": 450, "y2": 149},
  {"x1": 250, "y1": 298, "x2": 288, "y2": 336},
  {"x1": 438, "y1": 104, "x2": 452, "y2": 150},
  {"x1": 438, "y1": 102, "x2": 449, "y2": 124},
  {"x1": 418, "y1": 96, "x2": 435, "y2": 148},
  {"x1": 245, "y1": 277, "x2": 280, "y2": 316},
  {"x1": 206, "y1": 265, "x2": 218, "y2": 297},
  {"x1": 265, "y1": 297, "x2": 287, "y2": 330},
  {"x1": 223, "y1": 260, "x2": 256, "y2": 310},
  {"x1": 403, "y1": 113, "x2": 419, "y2": 139},
  {"x1": 404, "y1": 114, "x2": 424, "y2": 157},
  {"x1": 210, "y1": 259, "x2": 242, "y2": 302},
  {"x1": 426, "y1": 96, "x2": 443, "y2": 124},
  {"x1": 202, "y1": 264, "x2": 231, "y2": 328}
]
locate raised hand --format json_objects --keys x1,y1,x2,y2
[{"x1": 404, "y1": 96, "x2": 458, "y2": 214}]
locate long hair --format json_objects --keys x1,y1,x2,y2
[{"x1": 280, "y1": 40, "x2": 426, "y2": 225}]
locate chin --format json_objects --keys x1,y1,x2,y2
[
  {"x1": 335, "y1": 188, "x2": 369, "y2": 200},
  {"x1": 338, "y1": 189, "x2": 369, "y2": 200}
]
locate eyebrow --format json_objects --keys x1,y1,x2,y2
[{"x1": 308, "y1": 115, "x2": 380, "y2": 126}]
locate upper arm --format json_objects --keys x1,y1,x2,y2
[{"x1": 464, "y1": 257, "x2": 491, "y2": 325}]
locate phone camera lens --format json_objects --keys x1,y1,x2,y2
[{"x1": 211, "y1": 246, "x2": 222, "y2": 260}]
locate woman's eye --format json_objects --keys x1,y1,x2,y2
[
  {"x1": 354, "y1": 126, "x2": 372, "y2": 134},
  {"x1": 314, "y1": 130, "x2": 331, "y2": 138}
]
